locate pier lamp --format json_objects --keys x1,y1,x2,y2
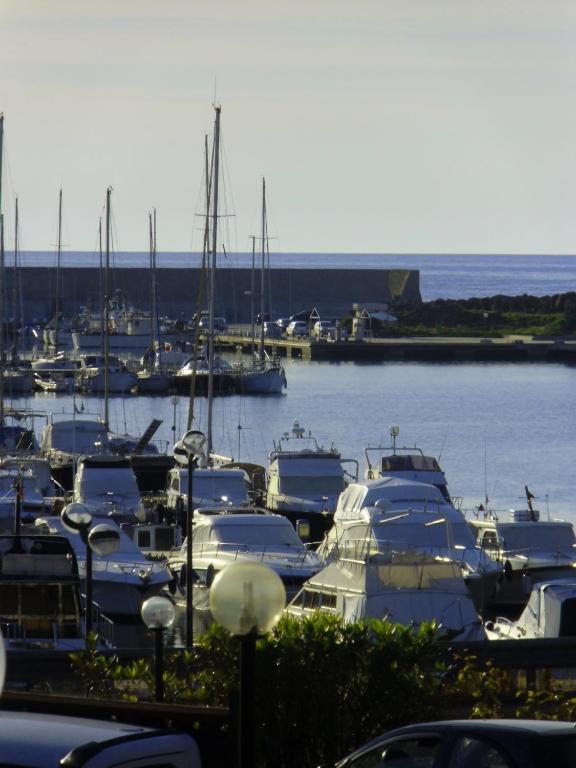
[
  {"x1": 170, "y1": 396, "x2": 179, "y2": 437},
  {"x1": 61, "y1": 503, "x2": 120, "y2": 643},
  {"x1": 178, "y1": 429, "x2": 206, "y2": 649},
  {"x1": 210, "y1": 562, "x2": 286, "y2": 768},
  {"x1": 141, "y1": 596, "x2": 176, "y2": 703}
]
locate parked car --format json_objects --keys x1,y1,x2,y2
[
  {"x1": 0, "y1": 710, "x2": 201, "y2": 768},
  {"x1": 264, "y1": 321, "x2": 282, "y2": 339},
  {"x1": 328, "y1": 719, "x2": 576, "y2": 768},
  {"x1": 312, "y1": 320, "x2": 336, "y2": 339},
  {"x1": 198, "y1": 315, "x2": 227, "y2": 332},
  {"x1": 275, "y1": 317, "x2": 291, "y2": 330},
  {"x1": 285, "y1": 320, "x2": 309, "y2": 338}
]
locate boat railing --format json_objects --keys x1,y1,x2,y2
[
  {"x1": 324, "y1": 537, "x2": 470, "y2": 567},
  {"x1": 80, "y1": 596, "x2": 116, "y2": 647},
  {"x1": 0, "y1": 617, "x2": 83, "y2": 644},
  {"x1": 192, "y1": 540, "x2": 315, "y2": 566},
  {"x1": 80, "y1": 558, "x2": 168, "y2": 577}
]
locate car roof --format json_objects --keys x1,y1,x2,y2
[
  {"x1": 0, "y1": 711, "x2": 197, "y2": 765},
  {"x1": 381, "y1": 719, "x2": 576, "y2": 738}
]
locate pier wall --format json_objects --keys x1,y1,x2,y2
[{"x1": 14, "y1": 266, "x2": 421, "y2": 323}]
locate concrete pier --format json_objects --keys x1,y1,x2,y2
[{"x1": 11, "y1": 265, "x2": 421, "y2": 323}]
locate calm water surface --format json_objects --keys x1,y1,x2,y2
[{"x1": 15, "y1": 356, "x2": 576, "y2": 523}]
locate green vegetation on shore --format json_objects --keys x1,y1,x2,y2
[{"x1": 378, "y1": 292, "x2": 576, "y2": 338}]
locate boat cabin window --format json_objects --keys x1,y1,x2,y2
[
  {"x1": 155, "y1": 528, "x2": 177, "y2": 551},
  {"x1": 560, "y1": 598, "x2": 576, "y2": 637},
  {"x1": 294, "y1": 590, "x2": 336, "y2": 611},
  {"x1": 137, "y1": 530, "x2": 152, "y2": 549},
  {"x1": 380, "y1": 455, "x2": 441, "y2": 472},
  {"x1": 481, "y1": 530, "x2": 498, "y2": 550},
  {"x1": 193, "y1": 476, "x2": 249, "y2": 502},
  {"x1": 279, "y1": 476, "x2": 345, "y2": 496},
  {"x1": 170, "y1": 475, "x2": 180, "y2": 491}
]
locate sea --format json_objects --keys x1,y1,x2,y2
[{"x1": 9, "y1": 252, "x2": 576, "y2": 523}]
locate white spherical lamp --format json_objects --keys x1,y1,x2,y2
[
  {"x1": 141, "y1": 596, "x2": 176, "y2": 630},
  {"x1": 209, "y1": 562, "x2": 286, "y2": 636},
  {"x1": 88, "y1": 524, "x2": 121, "y2": 557}
]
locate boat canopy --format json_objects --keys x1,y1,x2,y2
[
  {"x1": 496, "y1": 522, "x2": 576, "y2": 554},
  {"x1": 335, "y1": 477, "x2": 450, "y2": 522},
  {"x1": 273, "y1": 456, "x2": 344, "y2": 476}
]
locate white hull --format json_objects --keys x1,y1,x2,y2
[
  {"x1": 79, "y1": 370, "x2": 138, "y2": 393},
  {"x1": 239, "y1": 366, "x2": 286, "y2": 394}
]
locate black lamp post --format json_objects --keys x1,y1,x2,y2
[
  {"x1": 61, "y1": 503, "x2": 120, "y2": 643},
  {"x1": 210, "y1": 562, "x2": 286, "y2": 768},
  {"x1": 174, "y1": 429, "x2": 206, "y2": 649},
  {"x1": 141, "y1": 595, "x2": 176, "y2": 703}
]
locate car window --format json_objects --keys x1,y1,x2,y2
[
  {"x1": 449, "y1": 736, "x2": 515, "y2": 768},
  {"x1": 349, "y1": 736, "x2": 442, "y2": 767}
]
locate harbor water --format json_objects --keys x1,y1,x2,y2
[{"x1": 9, "y1": 355, "x2": 576, "y2": 523}]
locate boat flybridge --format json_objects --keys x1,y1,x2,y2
[
  {"x1": 318, "y1": 477, "x2": 502, "y2": 611},
  {"x1": 265, "y1": 421, "x2": 358, "y2": 541},
  {"x1": 364, "y1": 426, "x2": 452, "y2": 503},
  {"x1": 286, "y1": 549, "x2": 486, "y2": 641},
  {"x1": 73, "y1": 454, "x2": 144, "y2": 524}
]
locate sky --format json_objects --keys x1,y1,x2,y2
[{"x1": 1, "y1": 0, "x2": 575, "y2": 255}]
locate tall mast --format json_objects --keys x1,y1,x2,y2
[
  {"x1": 54, "y1": 188, "x2": 62, "y2": 348},
  {"x1": 12, "y1": 196, "x2": 19, "y2": 349},
  {"x1": 259, "y1": 177, "x2": 266, "y2": 362},
  {"x1": 148, "y1": 211, "x2": 154, "y2": 354},
  {"x1": 104, "y1": 187, "x2": 111, "y2": 429},
  {"x1": 99, "y1": 217, "x2": 104, "y2": 355},
  {"x1": 0, "y1": 115, "x2": 5, "y2": 426},
  {"x1": 206, "y1": 104, "x2": 221, "y2": 463},
  {"x1": 250, "y1": 234, "x2": 256, "y2": 356}
]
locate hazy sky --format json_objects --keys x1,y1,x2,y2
[{"x1": 1, "y1": 0, "x2": 575, "y2": 254}]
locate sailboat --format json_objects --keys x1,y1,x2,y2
[
  {"x1": 76, "y1": 189, "x2": 137, "y2": 395},
  {"x1": 236, "y1": 178, "x2": 287, "y2": 394},
  {"x1": 135, "y1": 209, "x2": 172, "y2": 393},
  {"x1": 0, "y1": 116, "x2": 33, "y2": 397}
]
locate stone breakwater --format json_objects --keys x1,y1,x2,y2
[{"x1": 12, "y1": 266, "x2": 421, "y2": 323}]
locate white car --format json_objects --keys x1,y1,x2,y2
[
  {"x1": 312, "y1": 320, "x2": 336, "y2": 339},
  {"x1": 285, "y1": 320, "x2": 309, "y2": 337}
]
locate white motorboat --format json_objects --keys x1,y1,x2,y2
[
  {"x1": 319, "y1": 477, "x2": 502, "y2": 611},
  {"x1": 167, "y1": 507, "x2": 322, "y2": 611},
  {"x1": 265, "y1": 421, "x2": 358, "y2": 541},
  {"x1": 364, "y1": 426, "x2": 452, "y2": 502},
  {"x1": 469, "y1": 506, "x2": 576, "y2": 610},
  {"x1": 165, "y1": 465, "x2": 251, "y2": 523},
  {"x1": 286, "y1": 549, "x2": 486, "y2": 641},
  {"x1": 76, "y1": 354, "x2": 138, "y2": 394},
  {"x1": 485, "y1": 579, "x2": 576, "y2": 640},
  {"x1": 40, "y1": 413, "x2": 113, "y2": 487},
  {"x1": 34, "y1": 372, "x2": 75, "y2": 394},
  {"x1": 30, "y1": 352, "x2": 78, "y2": 372},
  {"x1": 73, "y1": 454, "x2": 145, "y2": 523},
  {"x1": 34, "y1": 516, "x2": 172, "y2": 617},
  {"x1": 0, "y1": 533, "x2": 113, "y2": 651}
]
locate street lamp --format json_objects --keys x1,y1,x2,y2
[
  {"x1": 170, "y1": 396, "x2": 179, "y2": 437},
  {"x1": 61, "y1": 502, "x2": 120, "y2": 644},
  {"x1": 174, "y1": 429, "x2": 206, "y2": 649},
  {"x1": 210, "y1": 562, "x2": 286, "y2": 768},
  {"x1": 141, "y1": 595, "x2": 176, "y2": 703}
]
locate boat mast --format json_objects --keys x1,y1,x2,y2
[
  {"x1": 104, "y1": 187, "x2": 111, "y2": 429},
  {"x1": 250, "y1": 234, "x2": 256, "y2": 356},
  {"x1": 0, "y1": 114, "x2": 5, "y2": 426},
  {"x1": 99, "y1": 217, "x2": 104, "y2": 354},
  {"x1": 148, "y1": 211, "x2": 154, "y2": 358},
  {"x1": 206, "y1": 104, "x2": 221, "y2": 463},
  {"x1": 12, "y1": 196, "x2": 19, "y2": 355},
  {"x1": 54, "y1": 188, "x2": 62, "y2": 349},
  {"x1": 259, "y1": 177, "x2": 266, "y2": 362}
]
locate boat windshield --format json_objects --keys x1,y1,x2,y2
[
  {"x1": 373, "y1": 520, "x2": 477, "y2": 549},
  {"x1": 380, "y1": 455, "x2": 441, "y2": 472},
  {"x1": 279, "y1": 476, "x2": 345, "y2": 496},
  {"x1": 211, "y1": 523, "x2": 303, "y2": 548},
  {"x1": 192, "y1": 476, "x2": 248, "y2": 503},
  {"x1": 499, "y1": 524, "x2": 576, "y2": 554},
  {"x1": 80, "y1": 468, "x2": 139, "y2": 500}
]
